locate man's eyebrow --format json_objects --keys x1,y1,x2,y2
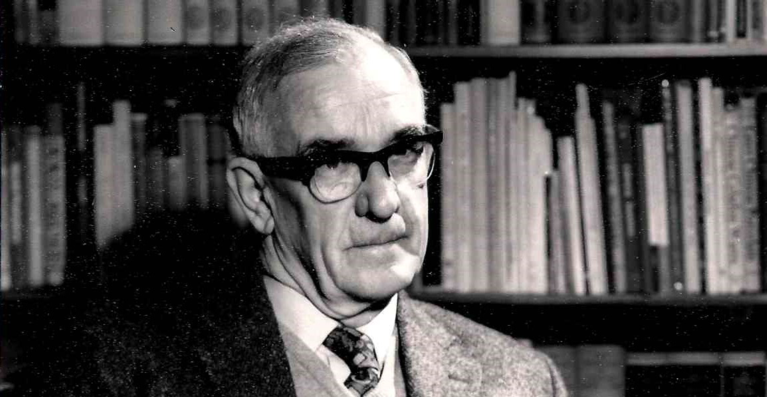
[
  {"x1": 297, "y1": 138, "x2": 356, "y2": 157},
  {"x1": 389, "y1": 125, "x2": 426, "y2": 143}
]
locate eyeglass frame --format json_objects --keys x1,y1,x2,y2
[{"x1": 239, "y1": 124, "x2": 443, "y2": 189}]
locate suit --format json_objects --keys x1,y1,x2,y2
[{"x1": 10, "y1": 226, "x2": 566, "y2": 397}]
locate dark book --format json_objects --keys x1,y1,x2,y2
[
  {"x1": 457, "y1": 0, "x2": 481, "y2": 45},
  {"x1": 417, "y1": 0, "x2": 443, "y2": 45},
  {"x1": 400, "y1": 0, "x2": 418, "y2": 46},
  {"x1": 556, "y1": 0, "x2": 605, "y2": 44},
  {"x1": 444, "y1": 0, "x2": 459, "y2": 45},
  {"x1": 689, "y1": 0, "x2": 707, "y2": 42},
  {"x1": 385, "y1": 0, "x2": 402, "y2": 45},
  {"x1": 131, "y1": 113, "x2": 148, "y2": 218},
  {"x1": 661, "y1": 80, "x2": 685, "y2": 294},
  {"x1": 43, "y1": 103, "x2": 67, "y2": 286},
  {"x1": 8, "y1": 125, "x2": 28, "y2": 289},
  {"x1": 649, "y1": 0, "x2": 689, "y2": 43},
  {"x1": 522, "y1": 0, "x2": 552, "y2": 44},
  {"x1": 736, "y1": 0, "x2": 748, "y2": 40},
  {"x1": 706, "y1": 0, "x2": 723, "y2": 42},
  {"x1": 607, "y1": 0, "x2": 648, "y2": 43}
]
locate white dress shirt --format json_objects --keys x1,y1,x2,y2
[{"x1": 264, "y1": 276, "x2": 399, "y2": 397}]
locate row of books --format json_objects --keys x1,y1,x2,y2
[
  {"x1": 0, "y1": 90, "x2": 248, "y2": 291},
  {"x1": 536, "y1": 345, "x2": 766, "y2": 397},
  {"x1": 15, "y1": 0, "x2": 767, "y2": 48},
  {"x1": 437, "y1": 76, "x2": 767, "y2": 295},
  {"x1": 12, "y1": 0, "x2": 341, "y2": 47}
]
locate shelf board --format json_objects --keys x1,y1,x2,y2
[
  {"x1": 412, "y1": 290, "x2": 767, "y2": 306},
  {"x1": 406, "y1": 43, "x2": 767, "y2": 58}
]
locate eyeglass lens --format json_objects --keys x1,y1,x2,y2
[{"x1": 309, "y1": 142, "x2": 436, "y2": 203}]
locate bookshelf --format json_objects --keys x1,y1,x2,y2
[{"x1": 3, "y1": 0, "x2": 767, "y2": 395}]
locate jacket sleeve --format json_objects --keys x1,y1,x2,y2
[{"x1": 541, "y1": 354, "x2": 569, "y2": 397}]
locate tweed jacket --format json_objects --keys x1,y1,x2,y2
[{"x1": 10, "y1": 226, "x2": 566, "y2": 397}]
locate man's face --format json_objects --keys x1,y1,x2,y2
[{"x1": 262, "y1": 46, "x2": 428, "y2": 320}]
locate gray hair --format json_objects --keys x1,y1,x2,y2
[{"x1": 231, "y1": 18, "x2": 424, "y2": 158}]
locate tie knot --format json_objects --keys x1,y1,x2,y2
[{"x1": 323, "y1": 326, "x2": 381, "y2": 396}]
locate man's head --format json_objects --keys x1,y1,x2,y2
[{"x1": 228, "y1": 19, "x2": 433, "y2": 324}]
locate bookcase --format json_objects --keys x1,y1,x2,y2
[{"x1": 2, "y1": 0, "x2": 767, "y2": 396}]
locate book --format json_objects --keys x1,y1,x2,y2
[
  {"x1": 546, "y1": 171, "x2": 568, "y2": 294},
  {"x1": 112, "y1": 101, "x2": 134, "y2": 237},
  {"x1": 353, "y1": 0, "x2": 386, "y2": 38},
  {"x1": 481, "y1": 0, "x2": 521, "y2": 45},
  {"x1": 698, "y1": 78, "x2": 721, "y2": 294},
  {"x1": 689, "y1": 0, "x2": 707, "y2": 42},
  {"x1": 147, "y1": 0, "x2": 184, "y2": 44},
  {"x1": 38, "y1": 1, "x2": 57, "y2": 45},
  {"x1": 241, "y1": 0, "x2": 271, "y2": 45},
  {"x1": 206, "y1": 115, "x2": 230, "y2": 211},
  {"x1": 725, "y1": 0, "x2": 737, "y2": 42},
  {"x1": 723, "y1": 104, "x2": 745, "y2": 293},
  {"x1": 712, "y1": 87, "x2": 730, "y2": 293},
  {"x1": 453, "y1": 82, "x2": 473, "y2": 293},
  {"x1": 43, "y1": 103, "x2": 67, "y2": 286},
  {"x1": 8, "y1": 126, "x2": 27, "y2": 288},
  {"x1": 58, "y1": 0, "x2": 104, "y2": 45},
  {"x1": 301, "y1": 0, "x2": 330, "y2": 17},
  {"x1": 661, "y1": 80, "x2": 684, "y2": 294},
  {"x1": 185, "y1": 0, "x2": 212, "y2": 45},
  {"x1": 105, "y1": 0, "x2": 144, "y2": 45},
  {"x1": 601, "y1": 100, "x2": 628, "y2": 294},
  {"x1": 607, "y1": 0, "x2": 648, "y2": 43},
  {"x1": 707, "y1": 0, "x2": 723, "y2": 42},
  {"x1": 416, "y1": 0, "x2": 443, "y2": 45},
  {"x1": 556, "y1": 0, "x2": 605, "y2": 43},
  {"x1": 511, "y1": 97, "x2": 531, "y2": 293},
  {"x1": 557, "y1": 136, "x2": 586, "y2": 295},
  {"x1": 400, "y1": 0, "x2": 418, "y2": 46},
  {"x1": 179, "y1": 113, "x2": 210, "y2": 209},
  {"x1": 94, "y1": 124, "x2": 116, "y2": 249},
  {"x1": 131, "y1": 113, "x2": 148, "y2": 218},
  {"x1": 489, "y1": 77, "x2": 510, "y2": 292},
  {"x1": 528, "y1": 107, "x2": 552, "y2": 294},
  {"x1": 575, "y1": 84, "x2": 608, "y2": 295},
  {"x1": 1, "y1": 128, "x2": 11, "y2": 291},
  {"x1": 211, "y1": 0, "x2": 238, "y2": 45},
  {"x1": 13, "y1": 0, "x2": 29, "y2": 44},
  {"x1": 273, "y1": 0, "x2": 301, "y2": 28},
  {"x1": 469, "y1": 78, "x2": 489, "y2": 292},
  {"x1": 24, "y1": 125, "x2": 45, "y2": 287},
  {"x1": 642, "y1": 123, "x2": 669, "y2": 294},
  {"x1": 503, "y1": 73, "x2": 519, "y2": 293},
  {"x1": 26, "y1": 0, "x2": 41, "y2": 45},
  {"x1": 739, "y1": 97, "x2": 760, "y2": 293},
  {"x1": 675, "y1": 81, "x2": 702, "y2": 294},
  {"x1": 439, "y1": 103, "x2": 457, "y2": 291},
  {"x1": 649, "y1": 0, "x2": 689, "y2": 43},
  {"x1": 444, "y1": 0, "x2": 459, "y2": 45},
  {"x1": 521, "y1": 0, "x2": 551, "y2": 44},
  {"x1": 385, "y1": 0, "x2": 403, "y2": 45},
  {"x1": 457, "y1": 0, "x2": 481, "y2": 45}
]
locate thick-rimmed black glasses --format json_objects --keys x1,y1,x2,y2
[{"x1": 246, "y1": 125, "x2": 443, "y2": 203}]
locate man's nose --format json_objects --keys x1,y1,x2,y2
[{"x1": 355, "y1": 161, "x2": 400, "y2": 221}]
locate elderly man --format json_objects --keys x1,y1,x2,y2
[
  {"x1": 224, "y1": 19, "x2": 566, "y2": 397},
  {"x1": 17, "y1": 19, "x2": 566, "y2": 397}
]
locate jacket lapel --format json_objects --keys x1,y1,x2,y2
[{"x1": 397, "y1": 293, "x2": 482, "y2": 397}]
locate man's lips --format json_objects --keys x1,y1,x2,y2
[{"x1": 350, "y1": 234, "x2": 407, "y2": 249}]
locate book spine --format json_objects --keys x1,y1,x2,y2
[
  {"x1": 206, "y1": 116, "x2": 230, "y2": 211},
  {"x1": 575, "y1": 85, "x2": 608, "y2": 295},
  {"x1": 739, "y1": 97, "x2": 760, "y2": 293},
  {"x1": 179, "y1": 113, "x2": 210, "y2": 209},
  {"x1": 9, "y1": 126, "x2": 27, "y2": 289},
  {"x1": 531, "y1": 112, "x2": 552, "y2": 294},
  {"x1": 601, "y1": 100, "x2": 628, "y2": 294},
  {"x1": 712, "y1": 87, "x2": 730, "y2": 293},
  {"x1": 147, "y1": 0, "x2": 184, "y2": 44},
  {"x1": 675, "y1": 81, "x2": 702, "y2": 294},
  {"x1": 105, "y1": 0, "x2": 144, "y2": 45},
  {"x1": 649, "y1": 0, "x2": 689, "y2": 43},
  {"x1": 14, "y1": 0, "x2": 29, "y2": 44},
  {"x1": 185, "y1": 0, "x2": 212, "y2": 45},
  {"x1": 439, "y1": 103, "x2": 457, "y2": 291},
  {"x1": 112, "y1": 101, "x2": 134, "y2": 237},
  {"x1": 521, "y1": 0, "x2": 551, "y2": 44},
  {"x1": 444, "y1": 0, "x2": 459, "y2": 45},
  {"x1": 723, "y1": 105, "x2": 745, "y2": 293},
  {"x1": 365, "y1": 0, "x2": 387, "y2": 39},
  {"x1": 504, "y1": 73, "x2": 519, "y2": 293},
  {"x1": 453, "y1": 82, "x2": 473, "y2": 293},
  {"x1": 689, "y1": 0, "x2": 707, "y2": 42},
  {"x1": 642, "y1": 124, "x2": 669, "y2": 294},
  {"x1": 735, "y1": 0, "x2": 748, "y2": 40},
  {"x1": 752, "y1": 0, "x2": 764, "y2": 42},
  {"x1": 724, "y1": 0, "x2": 737, "y2": 42},
  {"x1": 481, "y1": 0, "x2": 521, "y2": 45},
  {"x1": 43, "y1": 104, "x2": 67, "y2": 286},
  {"x1": 385, "y1": 0, "x2": 402, "y2": 45},
  {"x1": 24, "y1": 125, "x2": 45, "y2": 287},
  {"x1": 241, "y1": 0, "x2": 271, "y2": 45},
  {"x1": 759, "y1": 95, "x2": 767, "y2": 292},
  {"x1": 698, "y1": 78, "x2": 719, "y2": 294},
  {"x1": 131, "y1": 113, "x2": 148, "y2": 218},
  {"x1": 546, "y1": 171, "x2": 568, "y2": 294},
  {"x1": 661, "y1": 80, "x2": 685, "y2": 294},
  {"x1": 706, "y1": 0, "x2": 723, "y2": 42},
  {"x1": 58, "y1": 0, "x2": 104, "y2": 46},
  {"x1": 607, "y1": 0, "x2": 648, "y2": 43},
  {"x1": 485, "y1": 79, "x2": 503, "y2": 292},
  {"x1": 493, "y1": 76, "x2": 510, "y2": 292},
  {"x1": 1, "y1": 127, "x2": 11, "y2": 291},
  {"x1": 94, "y1": 124, "x2": 115, "y2": 249},
  {"x1": 416, "y1": 0, "x2": 442, "y2": 45},
  {"x1": 556, "y1": 0, "x2": 605, "y2": 43},
  {"x1": 558, "y1": 136, "x2": 587, "y2": 295},
  {"x1": 457, "y1": 0, "x2": 481, "y2": 45},
  {"x1": 212, "y1": 0, "x2": 239, "y2": 45},
  {"x1": 39, "y1": 2, "x2": 57, "y2": 46},
  {"x1": 469, "y1": 78, "x2": 490, "y2": 292},
  {"x1": 616, "y1": 110, "x2": 643, "y2": 293},
  {"x1": 512, "y1": 97, "x2": 530, "y2": 292}
]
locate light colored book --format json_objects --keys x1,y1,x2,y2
[
  {"x1": 185, "y1": 0, "x2": 212, "y2": 45},
  {"x1": 528, "y1": 110, "x2": 551, "y2": 294},
  {"x1": 712, "y1": 87, "x2": 730, "y2": 294},
  {"x1": 147, "y1": 0, "x2": 184, "y2": 44},
  {"x1": 105, "y1": 0, "x2": 144, "y2": 45},
  {"x1": 241, "y1": 0, "x2": 272, "y2": 45},
  {"x1": 675, "y1": 81, "x2": 702, "y2": 294},
  {"x1": 469, "y1": 78, "x2": 490, "y2": 292},
  {"x1": 212, "y1": 0, "x2": 238, "y2": 45},
  {"x1": 480, "y1": 0, "x2": 520, "y2": 45},
  {"x1": 558, "y1": 136, "x2": 586, "y2": 295},
  {"x1": 439, "y1": 103, "x2": 457, "y2": 291},
  {"x1": 43, "y1": 104, "x2": 67, "y2": 286},
  {"x1": 489, "y1": 77, "x2": 509, "y2": 292},
  {"x1": 24, "y1": 125, "x2": 45, "y2": 287},
  {"x1": 601, "y1": 100, "x2": 628, "y2": 294},
  {"x1": 724, "y1": 0, "x2": 737, "y2": 43},
  {"x1": 503, "y1": 73, "x2": 519, "y2": 293},
  {"x1": 723, "y1": 104, "x2": 745, "y2": 293},
  {"x1": 94, "y1": 124, "x2": 116, "y2": 249},
  {"x1": 510, "y1": 97, "x2": 530, "y2": 293},
  {"x1": 575, "y1": 84, "x2": 607, "y2": 295},
  {"x1": 546, "y1": 171, "x2": 568, "y2": 295},
  {"x1": 642, "y1": 123, "x2": 670, "y2": 294},
  {"x1": 58, "y1": 0, "x2": 104, "y2": 45},
  {"x1": 698, "y1": 78, "x2": 721, "y2": 295},
  {"x1": 113, "y1": 101, "x2": 134, "y2": 237},
  {"x1": 739, "y1": 97, "x2": 761, "y2": 293},
  {"x1": 453, "y1": 82, "x2": 473, "y2": 293}
]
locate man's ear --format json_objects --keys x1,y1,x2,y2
[{"x1": 227, "y1": 157, "x2": 275, "y2": 234}]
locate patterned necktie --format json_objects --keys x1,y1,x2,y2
[{"x1": 322, "y1": 325, "x2": 381, "y2": 396}]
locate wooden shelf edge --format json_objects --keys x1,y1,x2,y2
[{"x1": 411, "y1": 289, "x2": 767, "y2": 306}]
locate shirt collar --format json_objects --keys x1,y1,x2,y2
[{"x1": 263, "y1": 276, "x2": 398, "y2": 364}]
